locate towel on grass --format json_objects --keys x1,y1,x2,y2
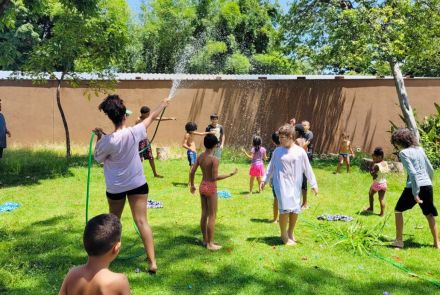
[
  {"x1": 217, "y1": 190, "x2": 231, "y2": 199},
  {"x1": 0, "y1": 202, "x2": 20, "y2": 213},
  {"x1": 317, "y1": 214, "x2": 353, "y2": 222},
  {"x1": 147, "y1": 199, "x2": 163, "y2": 208}
]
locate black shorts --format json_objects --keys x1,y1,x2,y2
[
  {"x1": 106, "y1": 183, "x2": 149, "y2": 201},
  {"x1": 0, "y1": 148, "x2": 3, "y2": 159},
  {"x1": 395, "y1": 186, "x2": 438, "y2": 216},
  {"x1": 302, "y1": 173, "x2": 307, "y2": 191}
]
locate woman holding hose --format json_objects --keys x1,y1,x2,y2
[{"x1": 94, "y1": 94, "x2": 169, "y2": 273}]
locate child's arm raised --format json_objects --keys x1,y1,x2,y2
[
  {"x1": 192, "y1": 131, "x2": 215, "y2": 136},
  {"x1": 211, "y1": 157, "x2": 238, "y2": 181},
  {"x1": 241, "y1": 148, "x2": 253, "y2": 159},
  {"x1": 154, "y1": 116, "x2": 176, "y2": 121},
  {"x1": 141, "y1": 98, "x2": 169, "y2": 129}
]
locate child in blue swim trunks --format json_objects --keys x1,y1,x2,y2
[
  {"x1": 335, "y1": 132, "x2": 355, "y2": 174},
  {"x1": 182, "y1": 122, "x2": 214, "y2": 186}
]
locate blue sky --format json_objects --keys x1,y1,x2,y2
[{"x1": 127, "y1": 0, "x2": 290, "y2": 15}]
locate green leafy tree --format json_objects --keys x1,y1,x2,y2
[
  {"x1": 225, "y1": 52, "x2": 251, "y2": 73},
  {"x1": 13, "y1": 0, "x2": 129, "y2": 157},
  {"x1": 284, "y1": 0, "x2": 440, "y2": 139},
  {"x1": 119, "y1": 0, "x2": 292, "y2": 74},
  {"x1": 135, "y1": 0, "x2": 197, "y2": 73}
]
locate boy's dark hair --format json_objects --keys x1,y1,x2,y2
[
  {"x1": 391, "y1": 128, "x2": 418, "y2": 148},
  {"x1": 83, "y1": 214, "x2": 122, "y2": 257},
  {"x1": 98, "y1": 95, "x2": 126, "y2": 125},
  {"x1": 204, "y1": 134, "x2": 219, "y2": 149},
  {"x1": 252, "y1": 135, "x2": 262, "y2": 152},
  {"x1": 373, "y1": 147, "x2": 384, "y2": 158},
  {"x1": 271, "y1": 132, "x2": 280, "y2": 145},
  {"x1": 278, "y1": 124, "x2": 295, "y2": 138},
  {"x1": 210, "y1": 113, "x2": 219, "y2": 119},
  {"x1": 185, "y1": 122, "x2": 198, "y2": 133},
  {"x1": 140, "y1": 106, "x2": 150, "y2": 114},
  {"x1": 295, "y1": 123, "x2": 306, "y2": 138}
]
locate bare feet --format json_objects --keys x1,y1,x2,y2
[
  {"x1": 434, "y1": 241, "x2": 440, "y2": 249},
  {"x1": 154, "y1": 174, "x2": 164, "y2": 178},
  {"x1": 271, "y1": 219, "x2": 279, "y2": 224},
  {"x1": 288, "y1": 233, "x2": 296, "y2": 242},
  {"x1": 392, "y1": 240, "x2": 404, "y2": 249},
  {"x1": 379, "y1": 211, "x2": 384, "y2": 217},
  {"x1": 206, "y1": 243, "x2": 222, "y2": 251},
  {"x1": 286, "y1": 239, "x2": 297, "y2": 246}
]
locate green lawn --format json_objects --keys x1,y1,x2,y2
[{"x1": 0, "y1": 148, "x2": 439, "y2": 294}]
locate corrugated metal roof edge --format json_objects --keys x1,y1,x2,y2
[{"x1": 1, "y1": 71, "x2": 439, "y2": 81}]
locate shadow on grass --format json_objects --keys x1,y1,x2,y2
[
  {"x1": 3, "y1": 215, "x2": 439, "y2": 295},
  {"x1": 0, "y1": 213, "x2": 84, "y2": 294},
  {"x1": 250, "y1": 218, "x2": 273, "y2": 224},
  {"x1": 172, "y1": 182, "x2": 189, "y2": 188},
  {"x1": 246, "y1": 236, "x2": 284, "y2": 246},
  {"x1": 0, "y1": 148, "x2": 90, "y2": 188}
]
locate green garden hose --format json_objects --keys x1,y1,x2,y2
[
  {"x1": 86, "y1": 132, "x2": 144, "y2": 260},
  {"x1": 302, "y1": 218, "x2": 440, "y2": 288}
]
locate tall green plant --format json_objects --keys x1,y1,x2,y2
[
  {"x1": 390, "y1": 103, "x2": 440, "y2": 168},
  {"x1": 419, "y1": 103, "x2": 440, "y2": 168}
]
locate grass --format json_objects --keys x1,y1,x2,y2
[{"x1": 0, "y1": 147, "x2": 439, "y2": 294}]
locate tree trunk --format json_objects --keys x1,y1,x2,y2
[
  {"x1": 0, "y1": 0, "x2": 12, "y2": 16},
  {"x1": 390, "y1": 61, "x2": 420, "y2": 141},
  {"x1": 56, "y1": 73, "x2": 71, "y2": 158}
]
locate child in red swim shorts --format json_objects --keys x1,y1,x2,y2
[{"x1": 189, "y1": 134, "x2": 237, "y2": 251}]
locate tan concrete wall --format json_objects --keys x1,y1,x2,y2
[{"x1": 1, "y1": 79, "x2": 439, "y2": 154}]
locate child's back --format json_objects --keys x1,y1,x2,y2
[
  {"x1": 61, "y1": 266, "x2": 128, "y2": 295},
  {"x1": 251, "y1": 146, "x2": 266, "y2": 165},
  {"x1": 198, "y1": 151, "x2": 217, "y2": 181}
]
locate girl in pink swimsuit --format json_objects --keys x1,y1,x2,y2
[
  {"x1": 364, "y1": 147, "x2": 390, "y2": 216},
  {"x1": 242, "y1": 135, "x2": 267, "y2": 195},
  {"x1": 189, "y1": 134, "x2": 237, "y2": 251}
]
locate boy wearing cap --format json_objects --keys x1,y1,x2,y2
[{"x1": 205, "y1": 113, "x2": 225, "y2": 159}]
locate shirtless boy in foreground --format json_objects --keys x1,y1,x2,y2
[
  {"x1": 189, "y1": 134, "x2": 237, "y2": 251},
  {"x1": 59, "y1": 214, "x2": 130, "y2": 295}
]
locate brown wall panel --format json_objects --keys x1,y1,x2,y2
[{"x1": 1, "y1": 79, "x2": 439, "y2": 154}]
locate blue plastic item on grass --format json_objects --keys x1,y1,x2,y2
[
  {"x1": 0, "y1": 202, "x2": 21, "y2": 213},
  {"x1": 217, "y1": 190, "x2": 231, "y2": 199},
  {"x1": 147, "y1": 199, "x2": 163, "y2": 208}
]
